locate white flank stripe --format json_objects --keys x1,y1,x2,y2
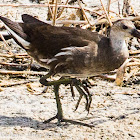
[
  {"x1": 61, "y1": 47, "x2": 75, "y2": 51},
  {"x1": 55, "y1": 51, "x2": 72, "y2": 57},
  {"x1": 40, "y1": 59, "x2": 48, "y2": 63},
  {"x1": 4, "y1": 24, "x2": 30, "y2": 49},
  {"x1": 47, "y1": 58, "x2": 57, "y2": 64}
]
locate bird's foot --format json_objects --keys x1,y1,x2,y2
[
  {"x1": 71, "y1": 78, "x2": 92, "y2": 112},
  {"x1": 43, "y1": 114, "x2": 94, "y2": 128}
]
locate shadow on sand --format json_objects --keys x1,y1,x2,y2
[{"x1": 0, "y1": 108, "x2": 139, "y2": 130}]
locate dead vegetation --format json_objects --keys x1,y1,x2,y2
[{"x1": 0, "y1": 0, "x2": 139, "y2": 139}]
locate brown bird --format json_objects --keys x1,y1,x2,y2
[{"x1": 0, "y1": 14, "x2": 140, "y2": 126}]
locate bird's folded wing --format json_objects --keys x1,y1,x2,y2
[{"x1": 47, "y1": 43, "x2": 98, "y2": 74}]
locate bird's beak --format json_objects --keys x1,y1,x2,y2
[{"x1": 131, "y1": 28, "x2": 140, "y2": 38}]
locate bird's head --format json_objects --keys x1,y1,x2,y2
[{"x1": 111, "y1": 19, "x2": 140, "y2": 39}]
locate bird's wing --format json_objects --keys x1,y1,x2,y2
[
  {"x1": 22, "y1": 14, "x2": 46, "y2": 24},
  {"x1": 47, "y1": 42, "x2": 98, "y2": 75}
]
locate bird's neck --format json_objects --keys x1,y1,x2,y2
[{"x1": 109, "y1": 30, "x2": 129, "y2": 58}]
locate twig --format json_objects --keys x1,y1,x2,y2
[
  {"x1": 136, "y1": 72, "x2": 140, "y2": 76},
  {"x1": 0, "y1": 33, "x2": 13, "y2": 54},
  {"x1": 130, "y1": 55, "x2": 140, "y2": 58},
  {"x1": 47, "y1": 0, "x2": 53, "y2": 19},
  {"x1": 0, "y1": 70, "x2": 47, "y2": 75},
  {"x1": 98, "y1": 74, "x2": 116, "y2": 81},
  {"x1": 99, "y1": 26, "x2": 106, "y2": 35},
  {"x1": 26, "y1": 83, "x2": 36, "y2": 93},
  {"x1": 0, "y1": 53, "x2": 29, "y2": 58},
  {"x1": 53, "y1": 0, "x2": 58, "y2": 26},
  {"x1": 107, "y1": 0, "x2": 111, "y2": 15},
  {"x1": 49, "y1": 20, "x2": 88, "y2": 24},
  {"x1": 125, "y1": 68, "x2": 139, "y2": 82},
  {"x1": 115, "y1": 58, "x2": 131, "y2": 86},
  {"x1": 44, "y1": 19, "x2": 89, "y2": 25},
  {"x1": 109, "y1": 10, "x2": 122, "y2": 18},
  {"x1": 131, "y1": 58, "x2": 140, "y2": 63},
  {"x1": 129, "y1": 50, "x2": 140, "y2": 55},
  {"x1": 115, "y1": 91, "x2": 139, "y2": 95},
  {"x1": 89, "y1": 14, "x2": 106, "y2": 27},
  {"x1": 57, "y1": 0, "x2": 69, "y2": 18},
  {"x1": 99, "y1": 0, "x2": 113, "y2": 26},
  {"x1": 27, "y1": 57, "x2": 33, "y2": 71},
  {"x1": 118, "y1": 0, "x2": 121, "y2": 15},
  {"x1": 127, "y1": 62, "x2": 140, "y2": 67},
  {"x1": 0, "y1": 62, "x2": 29, "y2": 67},
  {"x1": 0, "y1": 80, "x2": 37, "y2": 87},
  {"x1": 127, "y1": 16, "x2": 140, "y2": 21},
  {"x1": 78, "y1": 0, "x2": 91, "y2": 26},
  {"x1": 0, "y1": 23, "x2": 4, "y2": 28}
]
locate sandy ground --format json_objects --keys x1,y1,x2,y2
[
  {"x1": 0, "y1": 77, "x2": 139, "y2": 140},
  {"x1": 0, "y1": 0, "x2": 140, "y2": 140}
]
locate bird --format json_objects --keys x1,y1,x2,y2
[{"x1": 0, "y1": 14, "x2": 140, "y2": 126}]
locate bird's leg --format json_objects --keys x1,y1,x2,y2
[
  {"x1": 80, "y1": 83, "x2": 92, "y2": 112},
  {"x1": 39, "y1": 72, "x2": 53, "y2": 94},
  {"x1": 74, "y1": 84, "x2": 89, "y2": 111},
  {"x1": 43, "y1": 82, "x2": 64, "y2": 125},
  {"x1": 71, "y1": 78, "x2": 91, "y2": 112},
  {"x1": 40, "y1": 73, "x2": 64, "y2": 124},
  {"x1": 39, "y1": 72, "x2": 52, "y2": 86},
  {"x1": 40, "y1": 75, "x2": 72, "y2": 86},
  {"x1": 42, "y1": 78, "x2": 71, "y2": 125},
  {"x1": 82, "y1": 79, "x2": 92, "y2": 88},
  {"x1": 70, "y1": 83, "x2": 75, "y2": 99},
  {"x1": 71, "y1": 78, "x2": 92, "y2": 112},
  {"x1": 53, "y1": 84, "x2": 63, "y2": 125},
  {"x1": 74, "y1": 93, "x2": 83, "y2": 111}
]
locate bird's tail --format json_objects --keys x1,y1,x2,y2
[{"x1": 0, "y1": 16, "x2": 30, "y2": 49}]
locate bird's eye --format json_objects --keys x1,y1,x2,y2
[{"x1": 123, "y1": 25, "x2": 128, "y2": 29}]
